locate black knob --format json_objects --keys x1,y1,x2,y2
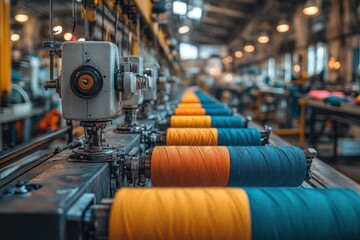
[{"x1": 70, "y1": 65, "x2": 103, "y2": 99}]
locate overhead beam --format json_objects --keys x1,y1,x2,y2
[
  {"x1": 190, "y1": 34, "x2": 226, "y2": 45},
  {"x1": 203, "y1": 3, "x2": 248, "y2": 18},
  {"x1": 202, "y1": 16, "x2": 237, "y2": 28}
]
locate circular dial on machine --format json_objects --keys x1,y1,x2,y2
[{"x1": 70, "y1": 65, "x2": 103, "y2": 99}]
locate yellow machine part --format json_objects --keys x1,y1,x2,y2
[{"x1": 0, "y1": 0, "x2": 11, "y2": 96}]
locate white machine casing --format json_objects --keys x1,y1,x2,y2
[
  {"x1": 61, "y1": 41, "x2": 121, "y2": 121},
  {"x1": 122, "y1": 56, "x2": 144, "y2": 108},
  {"x1": 143, "y1": 63, "x2": 158, "y2": 101}
]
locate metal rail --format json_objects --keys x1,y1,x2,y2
[{"x1": 0, "y1": 126, "x2": 70, "y2": 166}]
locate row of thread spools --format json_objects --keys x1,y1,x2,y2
[{"x1": 109, "y1": 87, "x2": 360, "y2": 240}]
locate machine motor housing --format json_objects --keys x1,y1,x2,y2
[
  {"x1": 122, "y1": 56, "x2": 145, "y2": 108},
  {"x1": 61, "y1": 41, "x2": 121, "y2": 121}
]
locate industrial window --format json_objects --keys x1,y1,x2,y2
[
  {"x1": 173, "y1": 1, "x2": 187, "y2": 15},
  {"x1": 199, "y1": 45, "x2": 226, "y2": 59},
  {"x1": 284, "y1": 53, "x2": 292, "y2": 82},
  {"x1": 316, "y1": 42, "x2": 326, "y2": 74},
  {"x1": 180, "y1": 42, "x2": 198, "y2": 60},
  {"x1": 307, "y1": 42, "x2": 327, "y2": 76},
  {"x1": 268, "y1": 57, "x2": 276, "y2": 81},
  {"x1": 307, "y1": 45, "x2": 316, "y2": 75}
]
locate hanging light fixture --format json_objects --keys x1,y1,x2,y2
[
  {"x1": 244, "y1": 43, "x2": 255, "y2": 53},
  {"x1": 53, "y1": 25, "x2": 63, "y2": 35},
  {"x1": 303, "y1": 0, "x2": 319, "y2": 16},
  {"x1": 11, "y1": 33, "x2": 20, "y2": 42},
  {"x1": 178, "y1": 25, "x2": 190, "y2": 34},
  {"x1": 64, "y1": 33, "x2": 73, "y2": 41},
  {"x1": 235, "y1": 50, "x2": 243, "y2": 58},
  {"x1": 15, "y1": 14, "x2": 29, "y2": 23},
  {"x1": 276, "y1": 18, "x2": 290, "y2": 33},
  {"x1": 258, "y1": 32, "x2": 269, "y2": 44}
]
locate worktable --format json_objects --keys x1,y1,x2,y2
[{"x1": 307, "y1": 99, "x2": 360, "y2": 160}]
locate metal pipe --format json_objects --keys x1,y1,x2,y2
[
  {"x1": 49, "y1": 0, "x2": 54, "y2": 80},
  {"x1": 0, "y1": 126, "x2": 70, "y2": 166}
]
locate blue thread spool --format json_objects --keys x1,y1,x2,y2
[
  {"x1": 218, "y1": 128, "x2": 261, "y2": 146},
  {"x1": 227, "y1": 146, "x2": 307, "y2": 187},
  {"x1": 211, "y1": 116, "x2": 245, "y2": 128},
  {"x1": 246, "y1": 188, "x2": 360, "y2": 240}
]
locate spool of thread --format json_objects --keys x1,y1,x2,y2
[
  {"x1": 228, "y1": 146, "x2": 307, "y2": 187},
  {"x1": 217, "y1": 128, "x2": 261, "y2": 146},
  {"x1": 166, "y1": 128, "x2": 218, "y2": 146},
  {"x1": 177, "y1": 103, "x2": 203, "y2": 108},
  {"x1": 174, "y1": 108, "x2": 232, "y2": 116},
  {"x1": 109, "y1": 188, "x2": 251, "y2": 240},
  {"x1": 170, "y1": 116, "x2": 245, "y2": 128},
  {"x1": 109, "y1": 188, "x2": 360, "y2": 240},
  {"x1": 178, "y1": 103, "x2": 225, "y2": 108},
  {"x1": 174, "y1": 108, "x2": 206, "y2": 115},
  {"x1": 247, "y1": 188, "x2": 360, "y2": 240},
  {"x1": 170, "y1": 116, "x2": 212, "y2": 128},
  {"x1": 151, "y1": 146, "x2": 230, "y2": 187},
  {"x1": 166, "y1": 128, "x2": 261, "y2": 146},
  {"x1": 151, "y1": 146, "x2": 306, "y2": 187},
  {"x1": 211, "y1": 116, "x2": 245, "y2": 128}
]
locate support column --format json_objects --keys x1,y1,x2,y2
[{"x1": 0, "y1": 0, "x2": 11, "y2": 107}]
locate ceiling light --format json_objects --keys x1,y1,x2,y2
[
  {"x1": 64, "y1": 33, "x2": 73, "y2": 41},
  {"x1": 244, "y1": 44, "x2": 255, "y2": 53},
  {"x1": 303, "y1": 0, "x2": 319, "y2": 16},
  {"x1": 258, "y1": 33, "x2": 269, "y2": 43},
  {"x1": 224, "y1": 73, "x2": 233, "y2": 82},
  {"x1": 173, "y1": 1, "x2": 187, "y2": 15},
  {"x1": 235, "y1": 50, "x2": 243, "y2": 58},
  {"x1": 53, "y1": 25, "x2": 63, "y2": 35},
  {"x1": 15, "y1": 14, "x2": 29, "y2": 23},
  {"x1": 187, "y1": 7, "x2": 202, "y2": 20},
  {"x1": 77, "y1": 38, "x2": 86, "y2": 41},
  {"x1": 11, "y1": 34, "x2": 20, "y2": 42},
  {"x1": 293, "y1": 64, "x2": 301, "y2": 73},
  {"x1": 276, "y1": 20, "x2": 289, "y2": 33},
  {"x1": 178, "y1": 25, "x2": 190, "y2": 34}
]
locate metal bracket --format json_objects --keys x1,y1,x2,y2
[
  {"x1": 67, "y1": 193, "x2": 95, "y2": 240},
  {"x1": 245, "y1": 116, "x2": 252, "y2": 128},
  {"x1": 304, "y1": 148, "x2": 317, "y2": 180},
  {"x1": 261, "y1": 125, "x2": 272, "y2": 145}
]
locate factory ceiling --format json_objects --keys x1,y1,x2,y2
[
  {"x1": 170, "y1": 0, "x2": 307, "y2": 45},
  {"x1": 12, "y1": 0, "x2": 310, "y2": 46}
]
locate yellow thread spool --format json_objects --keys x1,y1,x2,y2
[
  {"x1": 174, "y1": 108, "x2": 206, "y2": 115},
  {"x1": 166, "y1": 128, "x2": 218, "y2": 145},
  {"x1": 170, "y1": 116, "x2": 212, "y2": 128},
  {"x1": 109, "y1": 188, "x2": 251, "y2": 240}
]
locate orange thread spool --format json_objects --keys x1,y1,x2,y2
[
  {"x1": 178, "y1": 103, "x2": 202, "y2": 108},
  {"x1": 174, "y1": 108, "x2": 206, "y2": 115},
  {"x1": 170, "y1": 116, "x2": 212, "y2": 128},
  {"x1": 166, "y1": 128, "x2": 218, "y2": 145},
  {"x1": 151, "y1": 146, "x2": 230, "y2": 187}
]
